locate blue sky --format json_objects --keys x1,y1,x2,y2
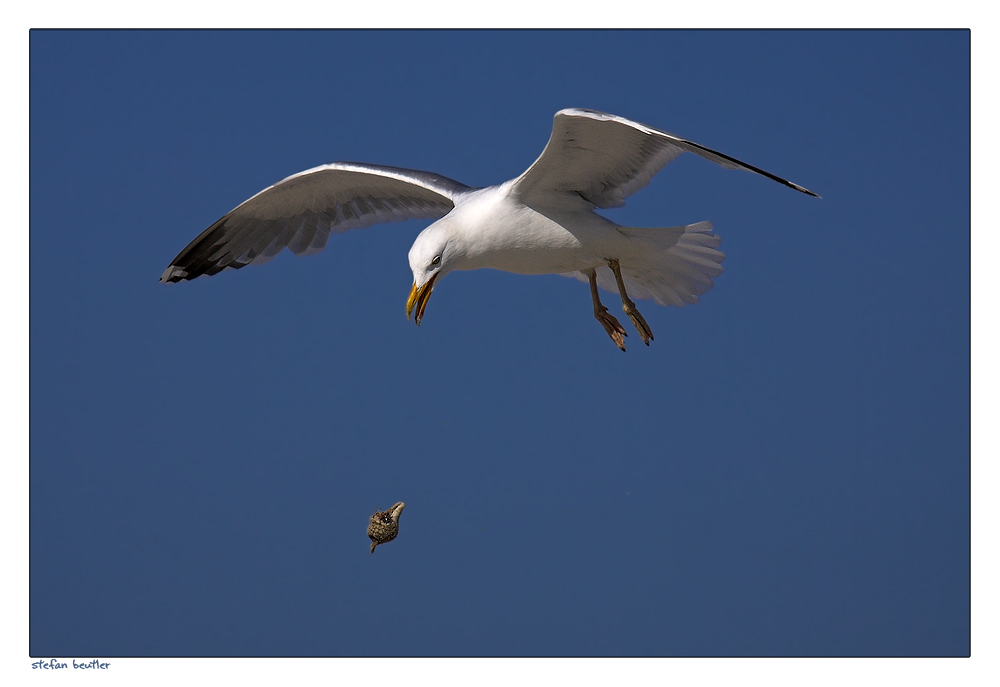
[{"x1": 29, "y1": 30, "x2": 970, "y2": 660}]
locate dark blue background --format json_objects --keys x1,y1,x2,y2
[{"x1": 30, "y1": 30, "x2": 969, "y2": 656}]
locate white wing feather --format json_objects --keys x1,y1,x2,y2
[
  {"x1": 513, "y1": 108, "x2": 817, "y2": 209},
  {"x1": 160, "y1": 162, "x2": 472, "y2": 283}
]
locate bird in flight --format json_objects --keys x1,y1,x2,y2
[{"x1": 161, "y1": 108, "x2": 817, "y2": 351}]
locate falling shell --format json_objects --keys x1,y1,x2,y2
[{"x1": 368, "y1": 502, "x2": 405, "y2": 553}]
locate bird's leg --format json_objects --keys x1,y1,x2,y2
[
  {"x1": 607, "y1": 259, "x2": 653, "y2": 345},
  {"x1": 588, "y1": 268, "x2": 627, "y2": 352}
]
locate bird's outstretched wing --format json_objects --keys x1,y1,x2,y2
[
  {"x1": 512, "y1": 108, "x2": 818, "y2": 209},
  {"x1": 160, "y1": 162, "x2": 472, "y2": 283}
]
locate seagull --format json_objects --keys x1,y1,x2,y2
[{"x1": 161, "y1": 108, "x2": 817, "y2": 350}]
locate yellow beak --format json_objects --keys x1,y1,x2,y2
[{"x1": 406, "y1": 273, "x2": 438, "y2": 325}]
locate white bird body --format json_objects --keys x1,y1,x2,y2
[
  {"x1": 161, "y1": 108, "x2": 816, "y2": 350},
  {"x1": 422, "y1": 182, "x2": 618, "y2": 276}
]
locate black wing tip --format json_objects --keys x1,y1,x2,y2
[
  {"x1": 159, "y1": 217, "x2": 239, "y2": 284},
  {"x1": 159, "y1": 265, "x2": 189, "y2": 283},
  {"x1": 789, "y1": 181, "x2": 821, "y2": 198},
  {"x1": 160, "y1": 257, "x2": 253, "y2": 283},
  {"x1": 744, "y1": 163, "x2": 820, "y2": 198},
  {"x1": 680, "y1": 137, "x2": 820, "y2": 199}
]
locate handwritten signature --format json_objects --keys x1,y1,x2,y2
[{"x1": 32, "y1": 659, "x2": 110, "y2": 670}]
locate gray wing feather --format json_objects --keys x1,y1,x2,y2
[
  {"x1": 160, "y1": 162, "x2": 472, "y2": 283},
  {"x1": 513, "y1": 108, "x2": 817, "y2": 209}
]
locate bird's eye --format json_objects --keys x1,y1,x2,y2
[{"x1": 431, "y1": 255, "x2": 441, "y2": 266}]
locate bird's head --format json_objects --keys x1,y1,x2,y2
[{"x1": 406, "y1": 221, "x2": 460, "y2": 325}]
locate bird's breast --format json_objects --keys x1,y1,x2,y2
[{"x1": 457, "y1": 193, "x2": 617, "y2": 275}]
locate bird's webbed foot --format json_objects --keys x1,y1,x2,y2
[
  {"x1": 623, "y1": 301, "x2": 653, "y2": 346},
  {"x1": 587, "y1": 268, "x2": 628, "y2": 352},
  {"x1": 595, "y1": 304, "x2": 628, "y2": 352}
]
